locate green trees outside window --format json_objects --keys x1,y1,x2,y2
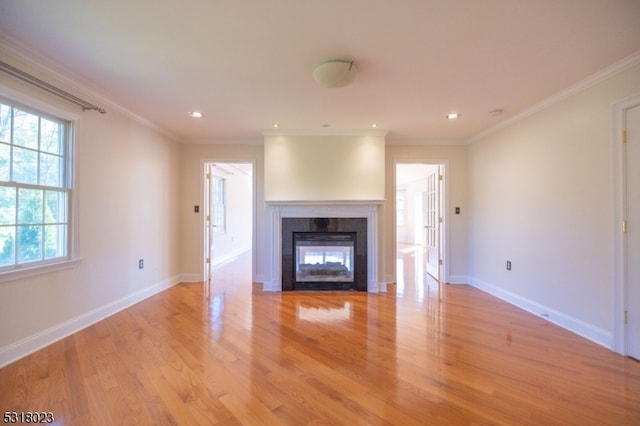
[{"x1": 0, "y1": 101, "x2": 71, "y2": 269}]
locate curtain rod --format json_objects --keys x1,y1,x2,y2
[{"x1": 0, "y1": 60, "x2": 106, "y2": 114}]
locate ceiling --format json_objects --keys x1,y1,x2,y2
[{"x1": 1, "y1": 0, "x2": 639, "y2": 143}]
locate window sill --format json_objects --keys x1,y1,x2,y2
[{"x1": 0, "y1": 258, "x2": 82, "y2": 284}]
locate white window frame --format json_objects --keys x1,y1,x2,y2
[{"x1": 0, "y1": 93, "x2": 77, "y2": 283}]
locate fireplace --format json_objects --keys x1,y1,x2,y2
[
  {"x1": 294, "y1": 232, "x2": 356, "y2": 290},
  {"x1": 282, "y1": 217, "x2": 367, "y2": 291},
  {"x1": 264, "y1": 202, "x2": 382, "y2": 292}
]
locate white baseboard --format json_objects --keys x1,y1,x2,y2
[
  {"x1": 447, "y1": 275, "x2": 468, "y2": 284},
  {"x1": 468, "y1": 276, "x2": 612, "y2": 349},
  {"x1": 375, "y1": 281, "x2": 388, "y2": 293},
  {"x1": 386, "y1": 274, "x2": 468, "y2": 285},
  {"x1": 179, "y1": 273, "x2": 202, "y2": 283},
  {"x1": 262, "y1": 280, "x2": 280, "y2": 291},
  {"x1": 211, "y1": 248, "x2": 250, "y2": 268},
  {"x1": 0, "y1": 275, "x2": 182, "y2": 368}
]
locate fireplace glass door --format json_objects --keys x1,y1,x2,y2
[{"x1": 294, "y1": 232, "x2": 356, "y2": 284}]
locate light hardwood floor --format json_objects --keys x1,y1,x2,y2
[{"x1": 1, "y1": 248, "x2": 639, "y2": 425}]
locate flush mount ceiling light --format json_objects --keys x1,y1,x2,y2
[
  {"x1": 313, "y1": 59, "x2": 354, "y2": 88},
  {"x1": 446, "y1": 112, "x2": 461, "y2": 120},
  {"x1": 188, "y1": 111, "x2": 204, "y2": 118}
]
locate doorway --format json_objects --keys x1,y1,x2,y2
[
  {"x1": 395, "y1": 163, "x2": 445, "y2": 285},
  {"x1": 203, "y1": 162, "x2": 254, "y2": 290},
  {"x1": 613, "y1": 94, "x2": 640, "y2": 357},
  {"x1": 623, "y1": 102, "x2": 640, "y2": 360}
]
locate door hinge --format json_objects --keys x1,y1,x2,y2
[
  {"x1": 439, "y1": 259, "x2": 443, "y2": 266},
  {"x1": 439, "y1": 217, "x2": 443, "y2": 223},
  {"x1": 206, "y1": 215, "x2": 210, "y2": 222},
  {"x1": 623, "y1": 220, "x2": 628, "y2": 234},
  {"x1": 622, "y1": 130, "x2": 627, "y2": 144},
  {"x1": 625, "y1": 310, "x2": 628, "y2": 324},
  {"x1": 206, "y1": 172, "x2": 211, "y2": 179},
  {"x1": 206, "y1": 257, "x2": 210, "y2": 264},
  {"x1": 438, "y1": 174, "x2": 443, "y2": 181}
]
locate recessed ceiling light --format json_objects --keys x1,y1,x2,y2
[
  {"x1": 188, "y1": 111, "x2": 204, "y2": 118},
  {"x1": 371, "y1": 123, "x2": 377, "y2": 128},
  {"x1": 322, "y1": 124, "x2": 330, "y2": 128},
  {"x1": 489, "y1": 108, "x2": 504, "y2": 117},
  {"x1": 446, "y1": 113, "x2": 461, "y2": 120},
  {"x1": 272, "y1": 123, "x2": 279, "y2": 128}
]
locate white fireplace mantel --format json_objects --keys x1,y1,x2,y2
[{"x1": 263, "y1": 201, "x2": 383, "y2": 292}]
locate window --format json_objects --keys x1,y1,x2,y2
[
  {"x1": 211, "y1": 176, "x2": 225, "y2": 233},
  {"x1": 0, "y1": 100, "x2": 72, "y2": 270}
]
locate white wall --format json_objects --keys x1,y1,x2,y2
[
  {"x1": 0, "y1": 52, "x2": 181, "y2": 366},
  {"x1": 396, "y1": 179, "x2": 426, "y2": 245},
  {"x1": 395, "y1": 188, "x2": 410, "y2": 243},
  {"x1": 467, "y1": 61, "x2": 640, "y2": 348},
  {"x1": 264, "y1": 133, "x2": 386, "y2": 201}
]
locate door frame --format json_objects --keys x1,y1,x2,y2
[
  {"x1": 612, "y1": 93, "x2": 640, "y2": 355},
  {"x1": 201, "y1": 159, "x2": 257, "y2": 286},
  {"x1": 394, "y1": 160, "x2": 450, "y2": 284}
]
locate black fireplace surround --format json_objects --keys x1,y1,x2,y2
[{"x1": 282, "y1": 217, "x2": 367, "y2": 291}]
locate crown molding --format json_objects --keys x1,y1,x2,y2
[
  {"x1": 0, "y1": 33, "x2": 179, "y2": 142},
  {"x1": 468, "y1": 50, "x2": 640, "y2": 144},
  {"x1": 385, "y1": 138, "x2": 467, "y2": 146},
  {"x1": 186, "y1": 138, "x2": 263, "y2": 145},
  {"x1": 262, "y1": 128, "x2": 388, "y2": 137}
]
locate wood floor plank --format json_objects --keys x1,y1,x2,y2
[{"x1": 1, "y1": 249, "x2": 639, "y2": 425}]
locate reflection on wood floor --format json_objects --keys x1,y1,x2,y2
[
  {"x1": 1, "y1": 247, "x2": 639, "y2": 425},
  {"x1": 395, "y1": 243, "x2": 441, "y2": 302}
]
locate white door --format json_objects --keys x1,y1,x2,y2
[
  {"x1": 203, "y1": 163, "x2": 215, "y2": 294},
  {"x1": 626, "y1": 103, "x2": 640, "y2": 359},
  {"x1": 424, "y1": 166, "x2": 441, "y2": 280}
]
